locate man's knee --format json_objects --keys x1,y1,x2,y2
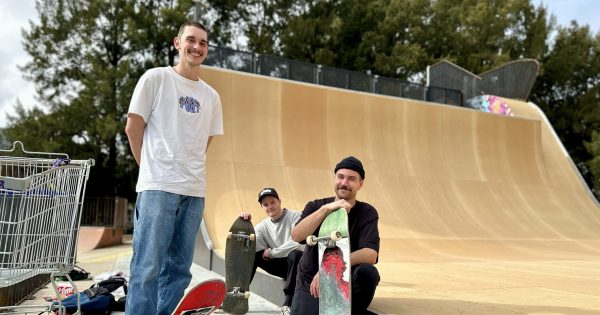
[{"x1": 353, "y1": 264, "x2": 380, "y2": 288}]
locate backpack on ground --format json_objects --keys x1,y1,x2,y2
[{"x1": 53, "y1": 277, "x2": 127, "y2": 314}]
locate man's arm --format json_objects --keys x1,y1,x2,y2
[
  {"x1": 269, "y1": 239, "x2": 302, "y2": 258},
  {"x1": 350, "y1": 247, "x2": 378, "y2": 266},
  {"x1": 125, "y1": 113, "x2": 146, "y2": 165},
  {"x1": 291, "y1": 199, "x2": 350, "y2": 243},
  {"x1": 207, "y1": 136, "x2": 214, "y2": 151}
]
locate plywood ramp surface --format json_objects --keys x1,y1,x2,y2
[{"x1": 199, "y1": 66, "x2": 600, "y2": 314}]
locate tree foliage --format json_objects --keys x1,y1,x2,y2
[{"x1": 531, "y1": 23, "x2": 600, "y2": 196}]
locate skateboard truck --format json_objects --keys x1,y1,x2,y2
[
  {"x1": 306, "y1": 230, "x2": 342, "y2": 246},
  {"x1": 228, "y1": 286, "x2": 251, "y2": 299},
  {"x1": 227, "y1": 231, "x2": 256, "y2": 248}
]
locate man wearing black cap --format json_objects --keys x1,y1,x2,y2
[
  {"x1": 239, "y1": 188, "x2": 304, "y2": 314},
  {"x1": 290, "y1": 156, "x2": 380, "y2": 315}
]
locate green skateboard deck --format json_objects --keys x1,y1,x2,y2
[{"x1": 307, "y1": 208, "x2": 351, "y2": 315}]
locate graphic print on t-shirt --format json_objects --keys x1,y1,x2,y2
[{"x1": 179, "y1": 96, "x2": 201, "y2": 114}]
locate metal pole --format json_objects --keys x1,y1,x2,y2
[{"x1": 193, "y1": 0, "x2": 201, "y2": 22}]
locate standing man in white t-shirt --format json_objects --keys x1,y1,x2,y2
[{"x1": 124, "y1": 21, "x2": 223, "y2": 315}]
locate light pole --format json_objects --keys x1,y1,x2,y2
[{"x1": 193, "y1": 0, "x2": 201, "y2": 22}]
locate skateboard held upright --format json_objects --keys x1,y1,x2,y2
[
  {"x1": 222, "y1": 217, "x2": 256, "y2": 314},
  {"x1": 171, "y1": 279, "x2": 226, "y2": 315},
  {"x1": 306, "y1": 208, "x2": 351, "y2": 315}
]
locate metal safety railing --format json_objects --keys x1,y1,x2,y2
[{"x1": 205, "y1": 45, "x2": 463, "y2": 106}]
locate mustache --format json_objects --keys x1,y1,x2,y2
[{"x1": 336, "y1": 185, "x2": 350, "y2": 191}]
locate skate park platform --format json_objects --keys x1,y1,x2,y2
[
  {"x1": 76, "y1": 226, "x2": 124, "y2": 252},
  {"x1": 193, "y1": 65, "x2": 600, "y2": 314}
]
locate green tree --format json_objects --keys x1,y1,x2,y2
[
  {"x1": 276, "y1": 0, "x2": 552, "y2": 79},
  {"x1": 279, "y1": 0, "x2": 341, "y2": 65},
  {"x1": 531, "y1": 22, "x2": 600, "y2": 198},
  {"x1": 199, "y1": 0, "x2": 296, "y2": 54},
  {"x1": 423, "y1": 0, "x2": 552, "y2": 74},
  {"x1": 585, "y1": 130, "x2": 600, "y2": 197}
]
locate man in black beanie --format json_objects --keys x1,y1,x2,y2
[{"x1": 291, "y1": 156, "x2": 380, "y2": 315}]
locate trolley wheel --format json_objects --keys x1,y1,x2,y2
[
  {"x1": 227, "y1": 232, "x2": 233, "y2": 239},
  {"x1": 330, "y1": 231, "x2": 342, "y2": 241},
  {"x1": 244, "y1": 291, "x2": 251, "y2": 299},
  {"x1": 306, "y1": 235, "x2": 317, "y2": 246},
  {"x1": 249, "y1": 234, "x2": 256, "y2": 241}
]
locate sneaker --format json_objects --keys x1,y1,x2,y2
[{"x1": 280, "y1": 306, "x2": 291, "y2": 315}]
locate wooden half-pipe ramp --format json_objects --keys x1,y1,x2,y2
[{"x1": 197, "y1": 66, "x2": 600, "y2": 314}]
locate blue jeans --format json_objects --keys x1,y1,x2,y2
[{"x1": 125, "y1": 190, "x2": 205, "y2": 315}]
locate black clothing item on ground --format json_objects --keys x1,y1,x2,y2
[
  {"x1": 290, "y1": 263, "x2": 380, "y2": 315},
  {"x1": 295, "y1": 197, "x2": 380, "y2": 292},
  {"x1": 251, "y1": 249, "x2": 303, "y2": 307}
]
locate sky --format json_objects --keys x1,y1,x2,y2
[{"x1": 0, "y1": 1, "x2": 599, "y2": 129}]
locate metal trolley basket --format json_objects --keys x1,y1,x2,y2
[{"x1": 0, "y1": 142, "x2": 94, "y2": 314}]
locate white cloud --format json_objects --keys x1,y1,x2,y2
[{"x1": 0, "y1": 2, "x2": 38, "y2": 128}]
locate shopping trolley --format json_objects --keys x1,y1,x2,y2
[{"x1": 0, "y1": 141, "x2": 94, "y2": 314}]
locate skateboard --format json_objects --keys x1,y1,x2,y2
[
  {"x1": 222, "y1": 217, "x2": 256, "y2": 314},
  {"x1": 172, "y1": 279, "x2": 226, "y2": 315},
  {"x1": 306, "y1": 208, "x2": 351, "y2": 315}
]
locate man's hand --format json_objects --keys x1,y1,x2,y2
[
  {"x1": 327, "y1": 199, "x2": 352, "y2": 213},
  {"x1": 310, "y1": 272, "x2": 320, "y2": 298},
  {"x1": 239, "y1": 211, "x2": 252, "y2": 221},
  {"x1": 262, "y1": 248, "x2": 271, "y2": 261}
]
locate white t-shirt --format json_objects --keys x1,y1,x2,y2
[{"x1": 128, "y1": 67, "x2": 223, "y2": 197}]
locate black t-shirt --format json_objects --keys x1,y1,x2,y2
[{"x1": 295, "y1": 197, "x2": 380, "y2": 291}]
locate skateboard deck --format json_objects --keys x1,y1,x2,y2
[
  {"x1": 307, "y1": 208, "x2": 351, "y2": 315},
  {"x1": 172, "y1": 279, "x2": 226, "y2": 315},
  {"x1": 222, "y1": 217, "x2": 256, "y2": 314}
]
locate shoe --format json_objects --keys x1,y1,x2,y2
[{"x1": 280, "y1": 305, "x2": 291, "y2": 315}]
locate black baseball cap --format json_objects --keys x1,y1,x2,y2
[{"x1": 258, "y1": 187, "x2": 279, "y2": 203}]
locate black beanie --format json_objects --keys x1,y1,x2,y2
[{"x1": 334, "y1": 156, "x2": 365, "y2": 179}]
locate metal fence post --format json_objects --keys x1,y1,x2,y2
[{"x1": 316, "y1": 65, "x2": 322, "y2": 85}]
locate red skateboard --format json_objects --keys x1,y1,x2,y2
[{"x1": 172, "y1": 279, "x2": 226, "y2": 315}]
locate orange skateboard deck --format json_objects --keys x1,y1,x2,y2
[
  {"x1": 222, "y1": 217, "x2": 256, "y2": 314},
  {"x1": 307, "y1": 208, "x2": 351, "y2": 315},
  {"x1": 171, "y1": 279, "x2": 226, "y2": 315}
]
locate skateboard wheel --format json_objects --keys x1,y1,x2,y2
[
  {"x1": 249, "y1": 234, "x2": 255, "y2": 241},
  {"x1": 227, "y1": 232, "x2": 233, "y2": 239},
  {"x1": 244, "y1": 291, "x2": 250, "y2": 299},
  {"x1": 306, "y1": 235, "x2": 317, "y2": 246},
  {"x1": 330, "y1": 231, "x2": 341, "y2": 241}
]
